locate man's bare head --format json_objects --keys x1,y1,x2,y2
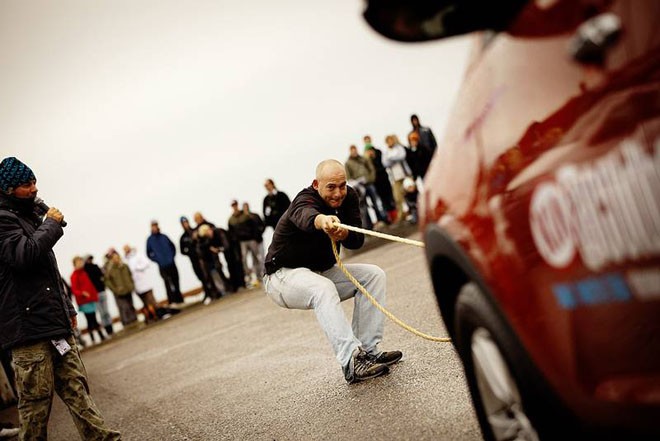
[
  {"x1": 315, "y1": 159, "x2": 344, "y2": 180},
  {"x1": 313, "y1": 160, "x2": 347, "y2": 209}
]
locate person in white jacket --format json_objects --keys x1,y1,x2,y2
[
  {"x1": 123, "y1": 245, "x2": 159, "y2": 323},
  {"x1": 381, "y1": 135, "x2": 412, "y2": 223}
]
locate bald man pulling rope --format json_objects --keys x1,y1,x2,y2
[{"x1": 263, "y1": 159, "x2": 402, "y2": 384}]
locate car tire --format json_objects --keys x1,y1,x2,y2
[{"x1": 455, "y1": 282, "x2": 575, "y2": 441}]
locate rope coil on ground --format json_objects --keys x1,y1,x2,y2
[{"x1": 332, "y1": 223, "x2": 451, "y2": 343}]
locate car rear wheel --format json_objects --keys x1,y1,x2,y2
[
  {"x1": 471, "y1": 327, "x2": 538, "y2": 440},
  {"x1": 455, "y1": 282, "x2": 570, "y2": 440}
]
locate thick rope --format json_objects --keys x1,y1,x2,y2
[
  {"x1": 331, "y1": 224, "x2": 450, "y2": 343},
  {"x1": 336, "y1": 223, "x2": 425, "y2": 248}
]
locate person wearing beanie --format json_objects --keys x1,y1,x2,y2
[
  {"x1": 0, "y1": 157, "x2": 120, "y2": 440},
  {"x1": 0, "y1": 156, "x2": 36, "y2": 194}
]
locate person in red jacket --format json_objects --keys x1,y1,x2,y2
[{"x1": 70, "y1": 256, "x2": 106, "y2": 344}]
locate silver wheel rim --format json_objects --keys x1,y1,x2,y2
[{"x1": 471, "y1": 328, "x2": 540, "y2": 441}]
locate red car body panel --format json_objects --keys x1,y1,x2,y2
[{"x1": 419, "y1": 0, "x2": 659, "y2": 431}]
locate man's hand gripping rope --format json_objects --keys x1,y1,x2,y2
[{"x1": 330, "y1": 221, "x2": 451, "y2": 343}]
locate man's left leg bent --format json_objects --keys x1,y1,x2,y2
[
  {"x1": 324, "y1": 264, "x2": 403, "y2": 366},
  {"x1": 323, "y1": 264, "x2": 386, "y2": 353},
  {"x1": 53, "y1": 336, "x2": 120, "y2": 441}
]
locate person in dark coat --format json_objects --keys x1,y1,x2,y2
[
  {"x1": 262, "y1": 178, "x2": 291, "y2": 229},
  {"x1": 196, "y1": 224, "x2": 231, "y2": 302},
  {"x1": 180, "y1": 216, "x2": 208, "y2": 297},
  {"x1": 0, "y1": 156, "x2": 120, "y2": 440},
  {"x1": 363, "y1": 135, "x2": 396, "y2": 222},
  {"x1": 409, "y1": 114, "x2": 437, "y2": 179},
  {"x1": 229, "y1": 202, "x2": 266, "y2": 287},
  {"x1": 225, "y1": 201, "x2": 247, "y2": 291}
]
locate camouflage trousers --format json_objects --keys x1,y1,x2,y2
[{"x1": 11, "y1": 336, "x2": 121, "y2": 441}]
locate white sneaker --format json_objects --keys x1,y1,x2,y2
[
  {"x1": 203, "y1": 297, "x2": 212, "y2": 305},
  {"x1": 374, "y1": 221, "x2": 388, "y2": 230},
  {"x1": 0, "y1": 427, "x2": 19, "y2": 438}
]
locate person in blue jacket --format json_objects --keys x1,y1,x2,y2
[{"x1": 146, "y1": 220, "x2": 184, "y2": 305}]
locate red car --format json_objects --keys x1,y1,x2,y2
[{"x1": 365, "y1": 1, "x2": 659, "y2": 439}]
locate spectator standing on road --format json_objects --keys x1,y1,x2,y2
[
  {"x1": 60, "y1": 276, "x2": 87, "y2": 349},
  {"x1": 193, "y1": 213, "x2": 240, "y2": 294},
  {"x1": 241, "y1": 202, "x2": 266, "y2": 286},
  {"x1": 223, "y1": 232, "x2": 244, "y2": 293},
  {"x1": 211, "y1": 206, "x2": 244, "y2": 292},
  {"x1": 345, "y1": 145, "x2": 373, "y2": 230},
  {"x1": 70, "y1": 256, "x2": 106, "y2": 344},
  {"x1": 406, "y1": 131, "x2": 432, "y2": 182},
  {"x1": 228, "y1": 200, "x2": 256, "y2": 288},
  {"x1": 363, "y1": 135, "x2": 396, "y2": 223},
  {"x1": 84, "y1": 254, "x2": 114, "y2": 336},
  {"x1": 179, "y1": 216, "x2": 208, "y2": 298},
  {"x1": 345, "y1": 144, "x2": 389, "y2": 230},
  {"x1": 409, "y1": 114, "x2": 437, "y2": 179},
  {"x1": 147, "y1": 220, "x2": 184, "y2": 305},
  {"x1": 104, "y1": 251, "x2": 138, "y2": 327},
  {"x1": 192, "y1": 211, "x2": 225, "y2": 292},
  {"x1": 196, "y1": 224, "x2": 229, "y2": 303},
  {"x1": 403, "y1": 177, "x2": 419, "y2": 224},
  {"x1": 263, "y1": 178, "x2": 291, "y2": 229},
  {"x1": 263, "y1": 159, "x2": 402, "y2": 384},
  {"x1": 0, "y1": 156, "x2": 120, "y2": 440},
  {"x1": 123, "y1": 245, "x2": 159, "y2": 324},
  {"x1": 382, "y1": 135, "x2": 413, "y2": 224}
]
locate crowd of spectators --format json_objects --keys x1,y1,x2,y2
[
  {"x1": 62, "y1": 179, "x2": 291, "y2": 346},
  {"x1": 348, "y1": 114, "x2": 437, "y2": 228}
]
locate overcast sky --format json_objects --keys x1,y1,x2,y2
[{"x1": 0, "y1": 0, "x2": 470, "y2": 301}]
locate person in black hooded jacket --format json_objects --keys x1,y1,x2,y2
[{"x1": 0, "y1": 156, "x2": 119, "y2": 440}]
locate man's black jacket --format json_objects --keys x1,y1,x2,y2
[
  {"x1": 264, "y1": 185, "x2": 364, "y2": 274},
  {"x1": 0, "y1": 194, "x2": 74, "y2": 350}
]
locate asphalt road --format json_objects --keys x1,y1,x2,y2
[{"x1": 44, "y1": 234, "x2": 481, "y2": 440}]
